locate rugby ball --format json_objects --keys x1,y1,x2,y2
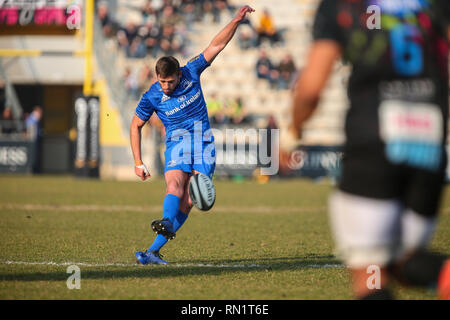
[{"x1": 189, "y1": 173, "x2": 216, "y2": 211}]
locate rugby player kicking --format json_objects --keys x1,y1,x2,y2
[
  {"x1": 130, "y1": 5, "x2": 255, "y2": 265},
  {"x1": 281, "y1": 0, "x2": 450, "y2": 299}
]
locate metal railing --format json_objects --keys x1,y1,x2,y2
[{"x1": 0, "y1": 58, "x2": 24, "y2": 127}]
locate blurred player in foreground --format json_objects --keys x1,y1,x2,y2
[
  {"x1": 281, "y1": 0, "x2": 450, "y2": 299},
  {"x1": 130, "y1": 5, "x2": 255, "y2": 265}
]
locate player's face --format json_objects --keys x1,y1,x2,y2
[{"x1": 157, "y1": 72, "x2": 181, "y2": 95}]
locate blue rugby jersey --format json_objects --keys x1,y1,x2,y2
[{"x1": 135, "y1": 53, "x2": 213, "y2": 146}]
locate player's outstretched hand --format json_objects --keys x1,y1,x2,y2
[
  {"x1": 135, "y1": 163, "x2": 151, "y2": 181},
  {"x1": 279, "y1": 127, "x2": 302, "y2": 154},
  {"x1": 234, "y1": 5, "x2": 255, "y2": 23},
  {"x1": 278, "y1": 127, "x2": 303, "y2": 174}
]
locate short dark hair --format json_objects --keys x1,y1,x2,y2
[{"x1": 155, "y1": 56, "x2": 180, "y2": 77}]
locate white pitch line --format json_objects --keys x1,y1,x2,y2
[
  {"x1": 2, "y1": 260, "x2": 343, "y2": 269},
  {"x1": 307, "y1": 264, "x2": 343, "y2": 268},
  {"x1": 2, "y1": 260, "x2": 263, "y2": 268},
  {"x1": 3, "y1": 260, "x2": 135, "y2": 267},
  {"x1": 0, "y1": 203, "x2": 326, "y2": 214}
]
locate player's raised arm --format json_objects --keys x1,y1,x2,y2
[
  {"x1": 290, "y1": 41, "x2": 341, "y2": 136},
  {"x1": 130, "y1": 114, "x2": 151, "y2": 181},
  {"x1": 202, "y1": 5, "x2": 255, "y2": 64},
  {"x1": 280, "y1": 40, "x2": 342, "y2": 154}
]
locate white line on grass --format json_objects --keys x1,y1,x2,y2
[
  {"x1": 3, "y1": 203, "x2": 450, "y2": 215},
  {"x1": 2, "y1": 260, "x2": 261, "y2": 268},
  {"x1": 0, "y1": 203, "x2": 326, "y2": 214},
  {"x1": 2, "y1": 260, "x2": 343, "y2": 269}
]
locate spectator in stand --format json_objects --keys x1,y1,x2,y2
[
  {"x1": 256, "y1": 9, "x2": 282, "y2": 47},
  {"x1": 151, "y1": 0, "x2": 165, "y2": 12},
  {"x1": 207, "y1": 93, "x2": 228, "y2": 126},
  {"x1": 123, "y1": 67, "x2": 140, "y2": 100},
  {"x1": 25, "y1": 106, "x2": 42, "y2": 139},
  {"x1": 173, "y1": 24, "x2": 190, "y2": 57},
  {"x1": 117, "y1": 20, "x2": 138, "y2": 53},
  {"x1": 124, "y1": 21, "x2": 138, "y2": 45},
  {"x1": 159, "y1": 24, "x2": 176, "y2": 56},
  {"x1": 160, "y1": 5, "x2": 180, "y2": 26},
  {"x1": 181, "y1": 1, "x2": 196, "y2": 31},
  {"x1": 238, "y1": 23, "x2": 256, "y2": 50},
  {"x1": 191, "y1": 0, "x2": 206, "y2": 22},
  {"x1": 25, "y1": 106, "x2": 43, "y2": 173},
  {"x1": 277, "y1": 53, "x2": 297, "y2": 90},
  {"x1": 212, "y1": 0, "x2": 226, "y2": 23},
  {"x1": 159, "y1": 38, "x2": 172, "y2": 56},
  {"x1": 142, "y1": 19, "x2": 161, "y2": 57},
  {"x1": 220, "y1": 0, "x2": 237, "y2": 18},
  {"x1": 108, "y1": 0, "x2": 232, "y2": 58},
  {"x1": 228, "y1": 97, "x2": 249, "y2": 125},
  {"x1": 0, "y1": 80, "x2": 5, "y2": 112},
  {"x1": 141, "y1": 1, "x2": 159, "y2": 24},
  {"x1": 138, "y1": 64, "x2": 155, "y2": 94},
  {"x1": 97, "y1": 2, "x2": 115, "y2": 37},
  {"x1": 127, "y1": 36, "x2": 147, "y2": 58},
  {"x1": 117, "y1": 28, "x2": 129, "y2": 51},
  {"x1": 201, "y1": 0, "x2": 214, "y2": 23},
  {"x1": 255, "y1": 49, "x2": 279, "y2": 88},
  {"x1": 1, "y1": 106, "x2": 15, "y2": 135},
  {"x1": 145, "y1": 36, "x2": 160, "y2": 57},
  {"x1": 157, "y1": 23, "x2": 188, "y2": 57}
]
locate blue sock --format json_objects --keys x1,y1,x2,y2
[
  {"x1": 162, "y1": 194, "x2": 181, "y2": 223},
  {"x1": 173, "y1": 210, "x2": 188, "y2": 232},
  {"x1": 147, "y1": 194, "x2": 180, "y2": 253},
  {"x1": 147, "y1": 210, "x2": 188, "y2": 252},
  {"x1": 147, "y1": 234, "x2": 168, "y2": 253}
]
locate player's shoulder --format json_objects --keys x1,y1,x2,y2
[
  {"x1": 188, "y1": 53, "x2": 206, "y2": 64},
  {"x1": 185, "y1": 53, "x2": 208, "y2": 69},
  {"x1": 146, "y1": 80, "x2": 160, "y2": 93},
  {"x1": 179, "y1": 64, "x2": 196, "y2": 84},
  {"x1": 141, "y1": 81, "x2": 163, "y2": 105},
  {"x1": 146, "y1": 81, "x2": 164, "y2": 97}
]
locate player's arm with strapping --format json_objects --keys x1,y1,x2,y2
[
  {"x1": 130, "y1": 115, "x2": 150, "y2": 181},
  {"x1": 131, "y1": 94, "x2": 154, "y2": 181},
  {"x1": 202, "y1": 5, "x2": 255, "y2": 64},
  {"x1": 281, "y1": 0, "x2": 342, "y2": 152}
]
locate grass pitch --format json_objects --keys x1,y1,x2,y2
[{"x1": 0, "y1": 175, "x2": 449, "y2": 299}]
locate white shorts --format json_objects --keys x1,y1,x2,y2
[{"x1": 328, "y1": 190, "x2": 437, "y2": 269}]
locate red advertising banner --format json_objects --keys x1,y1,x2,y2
[{"x1": 0, "y1": 0, "x2": 81, "y2": 27}]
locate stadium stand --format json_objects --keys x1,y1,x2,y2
[
  {"x1": 0, "y1": 0, "x2": 350, "y2": 179},
  {"x1": 107, "y1": 0, "x2": 349, "y2": 147}
]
